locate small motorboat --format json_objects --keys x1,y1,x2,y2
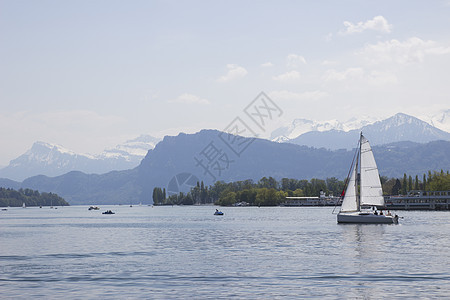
[
  {"x1": 88, "y1": 206, "x2": 100, "y2": 210},
  {"x1": 102, "y1": 210, "x2": 115, "y2": 215},
  {"x1": 214, "y1": 210, "x2": 224, "y2": 215}
]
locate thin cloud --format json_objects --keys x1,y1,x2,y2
[
  {"x1": 322, "y1": 67, "x2": 397, "y2": 86},
  {"x1": 168, "y1": 93, "x2": 210, "y2": 105},
  {"x1": 261, "y1": 62, "x2": 274, "y2": 67},
  {"x1": 286, "y1": 54, "x2": 306, "y2": 69},
  {"x1": 323, "y1": 68, "x2": 364, "y2": 81},
  {"x1": 272, "y1": 70, "x2": 301, "y2": 82},
  {"x1": 339, "y1": 15, "x2": 392, "y2": 35},
  {"x1": 358, "y1": 37, "x2": 450, "y2": 65},
  {"x1": 269, "y1": 90, "x2": 328, "y2": 101},
  {"x1": 217, "y1": 64, "x2": 248, "y2": 82}
]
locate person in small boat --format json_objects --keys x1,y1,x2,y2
[{"x1": 374, "y1": 211, "x2": 378, "y2": 215}]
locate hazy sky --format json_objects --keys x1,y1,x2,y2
[{"x1": 1, "y1": 0, "x2": 450, "y2": 165}]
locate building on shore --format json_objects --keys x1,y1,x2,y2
[
  {"x1": 385, "y1": 190, "x2": 450, "y2": 210},
  {"x1": 283, "y1": 190, "x2": 450, "y2": 210},
  {"x1": 283, "y1": 191, "x2": 340, "y2": 207}
]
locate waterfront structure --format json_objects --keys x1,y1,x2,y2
[
  {"x1": 385, "y1": 191, "x2": 450, "y2": 210},
  {"x1": 283, "y1": 191, "x2": 340, "y2": 207}
]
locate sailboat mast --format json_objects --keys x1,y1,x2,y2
[{"x1": 356, "y1": 132, "x2": 362, "y2": 212}]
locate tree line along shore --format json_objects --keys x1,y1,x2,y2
[
  {"x1": 1, "y1": 170, "x2": 448, "y2": 207},
  {"x1": 153, "y1": 170, "x2": 450, "y2": 206},
  {"x1": 0, "y1": 188, "x2": 69, "y2": 207}
]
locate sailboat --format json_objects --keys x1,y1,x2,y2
[{"x1": 337, "y1": 133, "x2": 398, "y2": 224}]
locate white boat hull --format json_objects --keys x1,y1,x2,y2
[{"x1": 337, "y1": 212, "x2": 397, "y2": 224}]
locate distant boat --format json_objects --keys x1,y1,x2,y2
[
  {"x1": 102, "y1": 210, "x2": 115, "y2": 215},
  {"x1": 88, "y1": 206, "x2": 100, "y2": 210},
  {"x1": 337, "y1": 133, "x2": 399, "y2": 224},
  {"x1": 214, "y1": 209, "x2": 224, "y2": 215}
]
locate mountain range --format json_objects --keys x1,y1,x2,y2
[
  {"x1": 2, "y1": 112, "x2": 449, "y2": 182},
  {"x1": 271, "y1": 113, "x2": 450, "y2": 150},
  {"x1": 0, "y1": 129, "x2": 448, "y2": 205},
  {"x1": 0, "y1": 135, "x2": 161, "y2": 181},
  {"x1": 0, "y1": 112, "x2": 449, "y2": 204}
]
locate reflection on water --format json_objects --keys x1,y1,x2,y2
[{"x1": 0, "y1": 206, "x2": 449, "y2": 299}]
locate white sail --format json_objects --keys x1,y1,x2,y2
[
  {"x1": 340, "y1": 161, "x2": 358, "y2": 212},
  {"x1": 359, "y1": 135, "x2": 384, "y2": 207}
]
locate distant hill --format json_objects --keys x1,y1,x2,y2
[
  {"x1": 288, "y1": 113, "x2": 450, "y2": 150},
  {"x1": 21, "y1": 170, "x2": 141, "y2": 206},
  {"x1": 0, "y1": 187, "x2": 69, "y2": 207},
  {"x1": 1, "y1": 130, "x2": 448, "y2": 205},
  {"x1": 0, "y1": 135, "x2": 161, "y2": 181}
]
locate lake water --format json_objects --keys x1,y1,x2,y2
[{"x1": 1, "y1": 206, "x2": 449, "y2": 299}]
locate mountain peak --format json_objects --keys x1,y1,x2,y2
[
  {"x1": 389, "y1": 113, "x2": 421, "y2": 124},
  {"x1": 125, "y1": 134, "x2": 161, "y2": 144},
  {"x1": 30, "y1": 141, "x2": 83, "y2": 157},
  {"x1": 428, "y1": 109, "x2": 450, "y2": 132}
]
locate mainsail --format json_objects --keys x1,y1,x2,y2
[
  {"x1": 340, "y1": 160, "x2": 358, "y2": 212},
  {"x1": 359, "y1": 135, "x2": 384, "y2": 207}
]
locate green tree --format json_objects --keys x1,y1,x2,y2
[
  {"x1": 428, "y1": 170, "x2": 450, "y2": 191},
  {"x1": 200, "y1": 181, "x2": 207, "y2": 204},
  {"x1": 414, "y1": 175, "x2": 419, "y2": 190},
  {"x1": 392, "y1": 179, "x2": 402, "y2": 195},
  {"x1": 402, "y1": 173, "x2": 407, "y2": 195},
  {"x1": 382, "y1": 178, "x2": 396, "y2": 195},
  {"x1": 293, "y1": 188, "x2": 304, "y2": 197},
  {"x1": 217, "y1": 191, "x2": 236, "y2": 206}
]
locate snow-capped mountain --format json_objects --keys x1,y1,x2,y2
[
  {"x1": 288, "y1": 113, "x2": 450, "y2": 150},
  {"x1": 0, "y1": 135, "x2": 161, "y2": 181},
  {"x1": 100, "y1": 135, "x2": 161, "y2": 161},
  {"x1": 427, "y1": 109, "x2": 450, "y2": 133},
  {"x1": 270, "y1": 116, "x2": 379, "y2": 142}
]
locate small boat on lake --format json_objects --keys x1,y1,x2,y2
[
  {"x1": 88, "y1": 206, "x2": 100, "y2": 210},
  {"x1": 214, "y1": 209, "x2": 224, "y2": 215},
  {"x1": 102, "y1": 210, "x2": 115, "y2": 215},
  {"x1": 337, "y1": 133, "x2": 399, "y2": 224}
]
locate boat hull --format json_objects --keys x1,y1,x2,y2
[{"x1": 337, "y1": 212, "x2": 397, "y2": 224}]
